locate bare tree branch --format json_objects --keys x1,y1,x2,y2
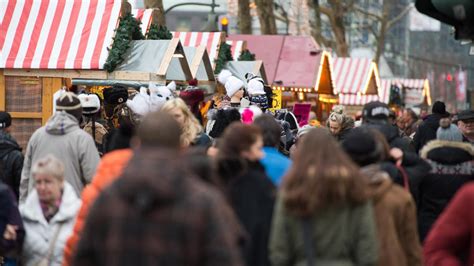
[
  {"x1": 353, "y1": 6, "x2": 383, "y2": 21},
  {"x1": 387, "y1": 4, "x2": 413, "y2": 29}
]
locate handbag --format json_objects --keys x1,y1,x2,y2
[{"x1": 35, "y1": 224, "x2": 63, "y2": 266}]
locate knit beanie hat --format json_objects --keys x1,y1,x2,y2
[
  {"x1": 342, "y1": 128, "x2": 380, "y2": 166},
  {"x1": 246, "y1": 73, "x2": 265, "y2": 95},
  {"x1": 225, "y1": 76, "x2": 244, "y2": 98},
  {"x1": 432, "y1": 101, "x2": 449, "y2": 116},
  {"x1": 56, "y1": 92, "x2": 83, "y2": 121},
  {"x1": 217, "y1": 70, "x2": 233, "y2": 85},
  {"x1": 437, "y1": 119, "x2": 463, "y2": 142},
  {"x1": 0, "y1": 112, "x2": 12, "y2": 129}
]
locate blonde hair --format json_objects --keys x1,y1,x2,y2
[
  {"x1": 162, "y1": 98, "x2": 203, "y2": 146},
  {"x1": 32, "y1": 154, "x2": 65, "y2": 181},
  {"x1": 327, "y1": 105, "x2": 347, "y2": 126}
]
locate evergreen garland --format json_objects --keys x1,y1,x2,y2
[
  {"x1": 146, "y1": 24, "x2": 173, "y2": 40},
  {"x1": 238, "y1": 49, "x2": 256, "y2": 61},
  {"x1": 104, "y1": 13, "x2": 144, "y2": 72},
  {"x1": 214, "y1": 42, "x2": 233, "y2": 74}
]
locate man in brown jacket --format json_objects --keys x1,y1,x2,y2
[
  {"x1": 342, "y1": 128, "x2": 422, "y2": 266},
  {"x1": 73, "y1": 111, "x2": 244, "y2": 266}
]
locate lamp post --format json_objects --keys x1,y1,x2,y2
[{"x1": 164, "y1": 0, "x2": 220, "y2": 31}]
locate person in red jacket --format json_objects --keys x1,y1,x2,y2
[{"x1": 424, "y1": 182, "x2": 474, "y2": 266}]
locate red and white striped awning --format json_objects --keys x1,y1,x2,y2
[
  {"x1": 0, "y1": 0, "x2": 121, "y2": 69},
  {"x1": 380, "y1": 78, "x2": 430, "y2": 105},
  {"x1": 332, "y1": 57, "x2": 378, "y2": 94},
  {"x1": 172, "y1": 32, "x2": 223, "y2": 67},
  {"x1": 226, "y1": 40, "x2": 244, "y2": 60},
  {"x1": 132, "y1": 8, "x2": 153, "y2": 36},
  {"x1": 338, "y1": 94, "x2": 379, "y2": 106}
]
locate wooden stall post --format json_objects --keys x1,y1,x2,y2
[{"x1": 0, "y1": 70, "x2": 5, "y2": 111}]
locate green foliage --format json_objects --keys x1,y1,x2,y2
[
  {"x1": 238, "y1": 49, "x2": 256, "y2": 61},
  {"x1": 146, "y1": 24, "x2": 173, "y2": 40},
  {"x1": 214, "y1": 42, "x2": 233, "y2": 74},
  {"x1": 104, "y1": 13, "x2": 144, "y2": 72}
]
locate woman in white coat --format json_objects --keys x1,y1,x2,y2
[{"x1": 20, "y1": 155, "x2": 81, "y2": 266}]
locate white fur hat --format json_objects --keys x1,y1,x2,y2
[
  {"x1": 225, "y1": 76, "x2": 244, "y2": 97},
  {"x1": 77, "y1": 94, "x2": 100, "y2": 114},
  {"x1": 218, "y1": 69, "x2": 232, "y2": 85},
  {"x1": 247, "y1": 77, "x2": 265, "y2": 95}
]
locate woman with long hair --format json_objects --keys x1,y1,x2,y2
[
  {"x1": 162, "y1": 98, "x2": 212, "y2": 147},
  {"x1": 216, "y1": 123, "x2": 275, "y2": 266},
  {"x1": 269, "y1": 128, "x2": 378, "y2": 266}
]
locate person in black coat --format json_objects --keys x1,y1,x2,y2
[
  {"x1": 217, "y1": 122, "x2": 275, "y2": 266},
  {"x1": 417, "y1": 123, "x2": 474, "y2": 242},
  {"x1": 0, "y1": 112, "x2": 23, "y2": 199},
  {"x1": 0, "y1": 178, "x2": 24, "y2": 261},
  {"x1": 413, "y1": 101, "x2": 450, "y2": 153}
]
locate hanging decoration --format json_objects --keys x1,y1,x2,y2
[
  {"x1": 103, "y1": 13, "x2": 144, "y2": 72},
  {"x1": 214, "y1": 42, "x2": 233, "y2": 74}
]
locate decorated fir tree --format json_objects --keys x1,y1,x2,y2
[
  {"x1": 214, "y1": 42, "x2": 233, "y2": 74},
  {"x1": 238, "y1": 49, "x2": 255, "y2": 61},
  {"x1": 103, "y1": 13, "x2": 144, "y2": 72},
  {"x1": 147, "y1": 24, "x2": 173, "y2": 40}
]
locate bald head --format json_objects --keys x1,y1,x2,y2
[{"x1": 137, "y1": 111, "x2": 182, "y2": 149}]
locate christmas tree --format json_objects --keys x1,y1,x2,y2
[
  {"x1": 214, "y1": 42, "x2": 233, "y2": 74},
  {"x1": 238, "y1": 49, "x2": 255, "y2": 61},
  {"x1": 147, "y1": 24, "x2": 173, "y2": 40}
]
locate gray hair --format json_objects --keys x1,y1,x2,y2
[
  {"x1": 31, "y1": 154, "x2": 65, "y2": 181},
  {"x1": 437, "y1": 124, "x2": 463, "y2": 142}
]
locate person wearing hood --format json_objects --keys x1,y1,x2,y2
[
  {"x1": 216, "y1": 123, "x2": 275, "y2": 266},
  {"x1": 417, "y1": 120, "x2": 474, "y2": 242},
  {"x1": 20, "y1": 92, "x2": 100, "y2": 203},
  {"x1": 326, "y1": 105, "x2": 354, "y2": 141},
  {"x1": 20, "y1": 155, "x2": 81, "y2": 266},
  {"x1": 342, "y1": 128, "x2": 422, "y2": 266},
  {"x1": 413, "y1": 101, "x2": 450, "y2": 153},
  {"x1": 74, "y1": 111, "x2": 244, "y2": 266},
  {"x1": 0, "y1": 111, "x2": 23, "y2": 199}
]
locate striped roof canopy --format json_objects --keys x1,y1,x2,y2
[
  {"x1": 132, "y1": 8, "x2": 153, "y2": 36},
  {"x1": 226, "y1": 40, "x2": 246, "y2": 60},
  {"x1": 333, "y1": 58, "x2": 381, "y2": 105},
  {"x1": 173, "y1": 32, "x2": 224, "y2": 69},
  {"x1": 380, "y1": 79, "x2": 431, "y2": 105},
  {"x1": 0, "y1": 0, "x2": 121, "y2": 69}
]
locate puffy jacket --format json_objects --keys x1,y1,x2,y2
[
  {"x1": 0, "y1": 130, "x2": 23, "y2": 198},
  {"x1": 20, "y1": 111, "x2": 100, "y2": 203},
  {"x1": 20, "y1": 182, "x2": 81, "y2": 266},
  {"x1": 417, "y1": 140, "x2": 474, "y2": 242},
  {"x1": 63, "y1": 149, "x2": 133, "y2": 266}
]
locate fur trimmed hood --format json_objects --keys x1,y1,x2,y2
[{"x1": 420, "y1": 140, "x2": 473, "y2": 165}]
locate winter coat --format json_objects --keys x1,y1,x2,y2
[
  {"x1": 20, "y1": 111, "x2": 100, "y2": 203},
  {"x1": 20, "y1": 182, "x2": 81, "y2": 266},
  {"x1": 192, "y1": 132, "x2": 212, "y2": 148},
  {"x1": 413, "y1": 114, "x2": 446, "y2": 153},
  {"x1": 418, "y1": 140, "x2": 474, "y2": 242},
  {"x1": 364, "y1": 124, "x2": 414, "y2": 152},
  {"x1": 361, "y1": 165, "x2": 422, "y2": 266},
  {"x1": 73, "y1": 149, "x2": 244, "y2": 266},
  {"x1": 423, "y1": 182, "x2": 474, "y2": 266},
  {"x1": 260, "y1": 147, "x2": 292, "y2": 185},
  {"x1": 0, "y1": 182, "x2": 24, "y2": 257},
  {"x1": 0, "y1": 130, "x2": 23, "y2": 199},
  {"x1": 269, "y1": 196, "x2": 378, "y2": 266},
  {"x1": 62, "y1": 149, "x2": 133, "y2": 266},
  {"x1": 219, "y1": 160, "x2": 275, "y2": 266}
]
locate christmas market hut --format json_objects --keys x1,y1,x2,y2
[
  {"x1": 223, "y1": 61, "x2": 268, "y2": 84},
  {"x1": 227, "y1": 35, "x2": 337, "y2": 120},
  {"x1": 181, "y1": 46, "x2": 216, "y2": 94},
  {"x1": 132, "y1": 8, "x2": 153, "y2": 35},
  {"x1": 226, "y1": 40, "x2": 248, "y2": 60},
  {"x1": 380, "y1": 79, "x2": 432, "y2": 109},
  {"x1": 172, "y1": 32, "x2": 225, "y2": 70},
  {"x1": 332, "y1": 57, "x2": 381, "y2": 116},
  {"x1": 0, "y1": 0, "x2": 122, "y2": 148}
]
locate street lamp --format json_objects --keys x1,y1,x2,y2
[{"x1": 164, "y1": 0, "x2": 220, "y2": 32}]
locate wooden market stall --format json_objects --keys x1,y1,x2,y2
[
  {"x1": 380, "y1": 79, "x2": 432, "y2": 108},
  {"x1": 226, "y1": 40, "x2": 247, "y2": 60},
  {"x1": 132, "y1": 8, "x2": 154, "y2": 36},
  {"x1": 332, "y1": 58, "x2": 381, "y2": 116},
  {"x1": 0, "y1": 0, "x2": 122, "y2": 148},
  {"x1": 227, "y1": 35, "x2": 337, "y2": 120},
  {"x1": 172, "y1": 32, "x2": 225, "y2": 70}
]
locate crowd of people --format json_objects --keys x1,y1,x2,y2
[{"x1": 0, "y1": 79, "x2": 473, "y2": 265}]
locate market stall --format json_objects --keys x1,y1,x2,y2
[
  {"x1": 132, "y1": 8, "x2": 153, "y2": 35},
  {"x1": 173, "y1": 32, "x2": 225, "y2": 70},
  {"x1": 223, "y1": 60, "x2": 268, "y2": 84},
  {"x1": 332, "y1": 58, "x2": 381, "y2": 115},
  {"x1": 226, "y1": 40, "x2": 247, "y2": 60},
  {"x1": 0, "y1": 0, "x2": 122, "y2": 148},
  {"x1": 380, "y1": 79, "x2": 432, "y2": 107}
]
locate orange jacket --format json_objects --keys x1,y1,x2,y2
[{"x1": 62, "y1": 149, "x2": 133, "y2": 266}]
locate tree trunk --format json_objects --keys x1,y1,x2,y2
[
  {"x1": 308, "y1": 0, "x2": 334, "y2": 49},
  {"x1": 145, "y1": 0, "x2": 166, "y2": 26},
  {"x1": 255, "y1": 0, "x2": 277, "y2": 34},
  {"x1": 238, "y1": 0, "x2": 252, "y2": 34},
  {"x1": 374, "y1": 1, "x2": 391, "y2": 65},
  {"x1": 327, "y1": 0, "x2": 349, "y2": 56},
  {"x1": 121, "y1": 0, "x2": 131, "y2": 15}
]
